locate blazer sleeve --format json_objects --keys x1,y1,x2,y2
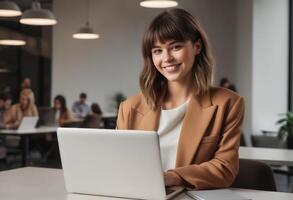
[
  {"x1": 170, "y1": 97, "x2": 245, "y2": 189},
  {"x1": 116, "y1": 101, "x2": 127, "y2": 129}
]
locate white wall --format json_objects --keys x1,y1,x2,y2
[
  {"x1": 252, "y1": 0, "x2": 288, "y2": 134},
  {"x1": 235, "y1": 0, "x2": 253, "y2": 143},
  {"x1": 235, "y1": 0, "x2": 288, "y2": 138},
  {"x1": 52, "y1": 0, "x2": 238, "y2": 113}
]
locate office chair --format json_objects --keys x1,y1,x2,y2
[
  {"x1": 251, "y1": 134, "x2": 292, "y2": 185},
  {"x1": 231, "y1": 159, "x2": 277, "y2": 191},
  {"x1": 251, "y1": 134, "x2": 286, "y2": 148},
  {"x1": 0, "y1": 144, "x2": 7, "y2": 168},
  {"x1": 240, "y1": 132, "x2": 246, "y2": 146}
]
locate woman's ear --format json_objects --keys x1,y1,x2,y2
[{"x1": 194, "y1": 40, "x2": 202, "y2": 55}]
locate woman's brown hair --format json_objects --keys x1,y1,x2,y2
[{"x1": 139, "y1": 8, "x2": 214, "y2": 109}]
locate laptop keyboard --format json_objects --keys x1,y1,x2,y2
[{"x1": 165, "y1": 187, "x2": 175, "y2": 195}]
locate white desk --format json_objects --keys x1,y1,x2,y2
[
  {"x1": 0, "y1": 126, "x2": 57, "y2": 135},
  {"x1": 0, "y1": 126, "x2": 57, "y2": 166},
  {"x1": 0, "y1": 167, "x2": 293, "y2": 200},
  {"x1": 239, "y1": 146, "x2": 293, "y2": 166}
]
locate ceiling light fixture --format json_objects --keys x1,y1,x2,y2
[
  {"x1": 140, "y1": 0, "x2": 178, "y2": 8},
  {"x1": 20, "y1": 1, "x2": 57, "y2": 26},
  {"x1": 72, "y1": 0, "x2": 99, "y2": 40},
  {"x1": 73, "y1": 22, "x2": 100, "y2": 39},
  {"x1": 0, "y1": 39, "x2": 26, "y2": 46},
  {"x1": 0, "y1": 0, "x2": 22, "y2": 17}
]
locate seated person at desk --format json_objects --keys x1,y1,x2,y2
[
  {"x1": 0, "y1": 93, "x2": 12, "y2": 129},
  {"x1": 54, "y1": 95, "x2": 73, "y2": 127},
  {"x1": 72, "y1": 93, "x2": 90, "y2": 118},
  {"x1": 4, "y1": 89, "x2": 38, "y2": 129},
  {"x1": 116, "y1": 9, "x2": 244, "y2": 189},
  {"x1": 0, "y1": 93, "x2": 6, "y2": 128},
  {"x1": 80, "y1": 103, "x2": 102, "y2": 128}
]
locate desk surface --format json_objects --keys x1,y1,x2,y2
[
  {"x1": 0, "y1": 126, "x2": 57, "y2": 135},
  {"x1": 239, "y1": 146, "x2": 293, "y2": 166},
  {"x1": 0, "y1": 167, "x2": 293, "y2": 200}
]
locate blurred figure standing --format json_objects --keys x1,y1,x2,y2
[
  {"x1": 72, "y1": 93, "x2": 90, "y2": 118},
  {"x1": 219, "y1": 77, "x2": 237, "y2": 92},
  {"x1": 21, "y1": 77, "x2": 31, "y2": 90}
]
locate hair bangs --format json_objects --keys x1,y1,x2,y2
[{"x1": 150, "y1": 17, "x2": 187, "y2": 47}]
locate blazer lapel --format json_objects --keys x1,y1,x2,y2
[
  {"x1": 137, "y1": 108, "x2": 161, "y2": 131},
  {"x1": 176, "y1": 95, "x2": 218, "y2": 167}
]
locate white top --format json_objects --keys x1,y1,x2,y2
[
  {"x1": 158, "y1": 101, "x2": 188, "y2": 171},
  {"x1": 55, "y1": 110, "x2": 60, "y2": 122}
]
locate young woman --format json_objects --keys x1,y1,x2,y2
[
  {"x1": 54, "y1": 95, "x2": 73, "y2": 126},
  {"x1": 116, "y1": 8, "x2": 244, "y2": 190},
  {"x1": 4, "y1": 89, "x2": 38, "y2": 129}
]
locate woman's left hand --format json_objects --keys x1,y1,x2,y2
[{"x1": 164, "y1": 171, "x2": 183, "y2": 186}]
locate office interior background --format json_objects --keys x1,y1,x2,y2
[
  {"x1": 1, "y1": 0, "x2": 293, "y2": 194},
  {"x1": 0, "y1": 0, "x2": 289, "y2": 138}
]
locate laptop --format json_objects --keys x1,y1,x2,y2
[
  {"x1": 18, "y1": 116, "x2": 39, "y2": 130},
  {"x1": 37, "y1": 107, "x2": 56, "y2": 127},
  {"x1": 57, "y1": 128, "x2": 184, "y2": 200}
]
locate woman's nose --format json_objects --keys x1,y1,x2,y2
[{"x1": 162, "y1": 50, "x2": 174, "y2": 62}]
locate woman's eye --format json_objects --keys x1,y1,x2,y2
[
  {"x1": 152, "y1": 49, "x2": 162, "y2": 55},
  {"x1": 171, "y1": 45, "x2": 182, "y2": 51}
]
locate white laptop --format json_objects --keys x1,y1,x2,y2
[
  {"x1": 57, "y1": 128, "x2": 184, "y2": 200},
  {"x1": 18, "y1": 116, "x2": 39, "y2": 130}
]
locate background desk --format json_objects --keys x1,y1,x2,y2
[
  {"x1": 0, "y1": 167, "x2": 293, "y2": 200},
  {"x1": 239, "y1": 146, "x2": 293, "y2": 166},
  {"x1": 0, "y1": 127, "x2": 57, "y2": 166}
]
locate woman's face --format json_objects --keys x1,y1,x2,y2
[
  {"x1": 4, "y1": 99, "x2": 12, "y2": 110},
  {"x1": 151, "y1": 40, "x2": 200, "y2": 84},
  {"x1": 20, "y1": 95, "x2": 29, "y2": 109},
  {"x1": 54, "y1": 99, "x2": 61, "y2": 110}
]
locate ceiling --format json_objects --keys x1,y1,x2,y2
[{"x1": 10, "y1": 0, "x2": 53, "y2": 10}]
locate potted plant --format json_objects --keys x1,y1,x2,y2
[{"x1": 277, "y1": 111, "x2": 293, "y2": 149}]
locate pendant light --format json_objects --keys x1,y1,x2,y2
[
  {"x1": 0, "y1": 39, "x2": 26, "y2": 46},
  {"x1": 0, "y1": 33, "x2": 26, "y2": 46},
  {"x1": 72, "y1": 0, "x2": 99, "y2": 40},
  {"x1": 0, "y1": 29, "x2": 26, "y2": 46},
  {"x1": 20, "y1": 1, "x2": 57, "y2": 26},
  {"x1": 0, "y1": 0, "x2": 22, "y2": 17},
  {"x1": 140, "y1": 0, "x2": 178, "y2": 8}
]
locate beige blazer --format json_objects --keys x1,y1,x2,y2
[{"x1": 116, "y1": 87, "x2": 245, "y2": 190}]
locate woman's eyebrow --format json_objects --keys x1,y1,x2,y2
[
  {"x1": 168, "y1": 41, "x2": 179, "y2": 45},
  {"x1": 152, "y1": 40, "x2": 180, "y2": 49},
  {"x1": 152, "y1": 45, "x2": 161, "y2": 49}
]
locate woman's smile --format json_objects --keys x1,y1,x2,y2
[{"x1": 162, "y1": 63, "x2": 181, "y2": 73}]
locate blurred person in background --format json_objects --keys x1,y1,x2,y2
[
  {"x1": 219, "y1": 77, "x2": 237, "y2": 92},
  {"x1": 72, "y1": 93, "x2": 90, "y2": 118},
  {"x1": 4, "y1": 89, "x2": 38, "y2": 129},
  {"x1": 21, "y1": 77, "x2": 31, "y2": 90},
  {"x1": 81, "y1": 103, "x2": 103, "y2": 128},
  {"x1": 0, "y1": 93, "x2": 12, "y2": 129},
  {"x1": 54, "y1": 95, "x2": 73, "y2": 127},
  {"x1": 0, "y1": 93, "x2": 6, "y2": 128}
]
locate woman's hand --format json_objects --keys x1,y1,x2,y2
[{"x1": 164, "y1": 171, "x2": 183, "y2": 186}]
